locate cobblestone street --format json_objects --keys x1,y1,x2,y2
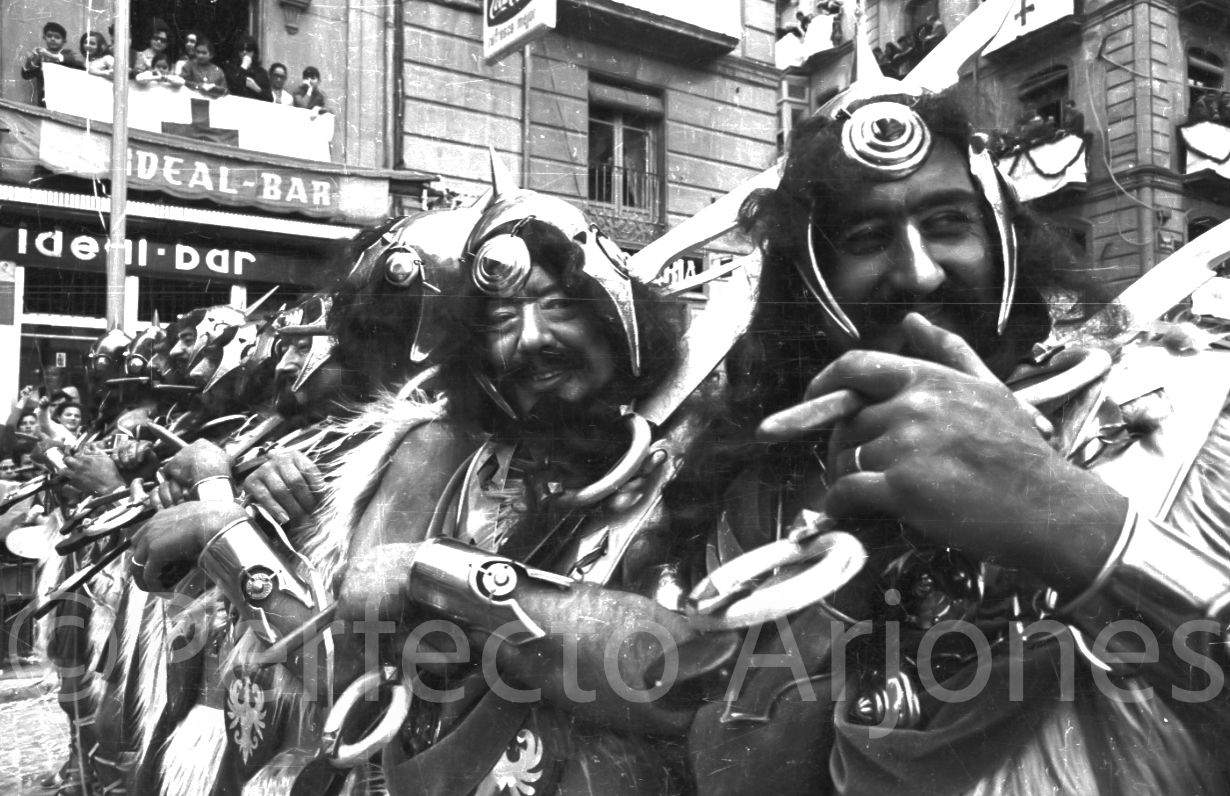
[{"x1": 0, "y1": 691, "x2": 67, "y2": 795}]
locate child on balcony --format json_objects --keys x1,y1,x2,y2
[
  {"x1": 21, "y1": 21, "x2": 81, "y2": 106},
  {"x1": 182, "y1": 37, "x2": 228, "y2": 98},
  {"x1": 79, "y1": 31, "x2": 115, "y2": 78},
  {"x1": 135, "y1": 53, "x2": 184, "y2": 88}
]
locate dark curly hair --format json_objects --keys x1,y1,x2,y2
[{"x1": 729, "y1": 89, "x2": 1107, "y2": 429}]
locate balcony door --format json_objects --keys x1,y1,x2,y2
[
  {"x1": 130, "y1": 0, "x2": 253, "y2": 65},
  {"x1": 588, "y1": 105, "x2": 661, "y2": 220}
]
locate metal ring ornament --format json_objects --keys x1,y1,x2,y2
[
  {"x1": 320, "y1": 666, "x2": 413, "y2": 768},
  {"x1": 840, "y1": 101, "x2": 932, "y2": 178},
  {"x1": 470, "y1": 234, "x2": 533, "y2": 298},
  {"x1": 383, "y1": 246, "x2": 424, "y2": 287},
  {"x1": 686, "y1": 530, "x2": 866, "y2": 631},
  {"x1": 552, "y1": 412, "x2": 654, "y2": 509},
  {"x1": 851, "y1": 445, "x2": 866, "y2": 474}
]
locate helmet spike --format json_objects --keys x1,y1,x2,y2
[
  {"x1": 488, "y1": 146, "x2": 519, "y2": 201},
  {"x1": 850, "y1": 0, "x2": 883, "y2": 85}
]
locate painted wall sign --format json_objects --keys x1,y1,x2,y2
[{"x1": 0, "y1": 226, "x2": 320, "y2": 285}]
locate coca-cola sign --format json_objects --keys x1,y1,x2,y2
[
  {"x1": 483, "y1": 0, "x2": 556, "y2": 63},
  {"x1": 487, "y1": 0, "x2": 530, "y2": 25}
]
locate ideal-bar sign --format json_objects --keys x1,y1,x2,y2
[
  {"x1": 484, "y1": 0, "x2": 556, "y2": 63},
  {"x1": 0, "y1": 226, "x2": 318, "y2": 285}
]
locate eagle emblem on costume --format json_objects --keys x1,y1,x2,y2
[
  {"x1": 226, "y1": 673, "x2": 267, "y2": 762},
  {"x1": 480, "y1": 729, "x2": 545, "y2": 796}
]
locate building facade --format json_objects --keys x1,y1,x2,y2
[
  {"x1": 0, "y1": 0, "x2": 423, "y2": 403},
  {"x1": 397, "y1": 0, "x2": 780, "y2": 298},
  {"x1": 777, "y1": 0, "x2": 1230, "y2": 297}
]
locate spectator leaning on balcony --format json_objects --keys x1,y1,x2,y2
[
  {"x1": 182, "y1": 37, "x2": 228, "y2": 98},
  {"x1": 173, "y1": 30, "x2": 202, "y2": 79},
  {"x1": 79, "y1": 31, "x2": 115, "y2": 78},
  {"x1": 21, "y1": 22, "x2": 80, "y2": 107},
  {"x1": 292, "y1": 66, "x2": 330, "y2": 114},
  {"x1": 135, "y1": 52, "x2": 184, "y2": 88},
  {"x1": 268, "y1": 62, "x2": 294, "y2": 104},
  {"x1": 224, "y1": 35, "x2": 272, "y2": 102},
  {"x1": 130, "y1": 21, "x2": 170, "y2": 78}
]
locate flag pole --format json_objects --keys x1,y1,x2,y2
[{"x1": 106, "y1": 0, "x2": 131, "y2": 330}]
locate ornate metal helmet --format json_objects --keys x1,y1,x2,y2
[
  {"x1": 124, "y1": 313, "x2": 168, "y2": 382},
  {"x1": 203, "y1": 316, "x2": 265, "y2": 394},
  {"x1": 185, "y1": 304, "x2": 247, "y2": 373},
  {"x1": 273, "y1": 294, "x2": 334, "y2": 393},
  {"x1": 464, "y1": 149, "x2": 641, "y2": 376},
  {"x1": 88, "y1": 328, "x2": 133, "y2": 383},
  {"x1": 342, "y1": 207, "x2": 482, "y2": 367},
  {"x1": 793, "y1": 0, "x2": 1019, "y2": 342}
]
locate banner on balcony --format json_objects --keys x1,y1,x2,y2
[
  {"x1": 997, "y1": 133, "x2": 1087, "y2": 203},
  {"x1": 484, "y1": 0, "x2": 556, "y2": 63},
  {"x1": 1181, "y1": 121, "x2": 1230, "y2": 181},
  {"x1": 983, "y1": 0, "x2": 1074, "y2": 56},
  {"x1": 41, "y1": 64, "x2": 334, "y2": 162},
  {"x1": 0, "y1": 103, "x2": 389, "y2": 222}
]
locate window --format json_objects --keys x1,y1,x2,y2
[
  {"x1": 907, "y1": 0, "x2": 940, "y2": 37},
  {"x1": 588, "y1": 81, "x2": 663, "y2": 220},
  {"x1": 1188, "y1": 47, "x2": 1225, "y2": 107},
  {"x1": 23, "y1": 267, "x2": 106, "y2": 318},
  {"x1": 138, "y1": 275, "x2": 232, "y2": 322},
  {"x1": 1018, "y1": 65, "x2": 1070, "y2": 128},
  {"x1": 778, "y1": 76, "x2": 810, "y2": 154}
]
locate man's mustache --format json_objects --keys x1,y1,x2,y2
[
  {"x1": 498, "y1": 348, "x2": 583, "y2": 380},
  {"x1": 862, "y1": 286, "x2": 994, "y2": 329}
]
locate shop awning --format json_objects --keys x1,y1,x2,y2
[{"x1": 0, "y1": 98, "x2": 435, "y2": 226}]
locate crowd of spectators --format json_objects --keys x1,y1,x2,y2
[
  {"x1": 985, "y1": 100, "x2": 1087, "y2": 159},
  {"x1": 0, "y1": 384, "x2": 87, "y2": 481},
  {"x1": 872, "y1": 14, "x2": 946, "y2": 79},
  {"x1": 21, "y1": 19, "x2": 331, "y2": 113},
  {"x1": 1189, "y1": 89, "x2": 1230, "y2": 126}
]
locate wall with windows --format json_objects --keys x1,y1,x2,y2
[{"x1": 401, "y1": 0, "x2": 779, "y2": 264}]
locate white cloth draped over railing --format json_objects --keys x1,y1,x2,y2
[
  {"x1": 997, "y1": 133, "x2": 1088, "y2": 203},
  {"x1": 40, "y1": 63, "x2": 334, "y2": 163}
]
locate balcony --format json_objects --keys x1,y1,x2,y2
[
  {"x1": 0, "y1": 64, "x2": 434, "y2": 226},
  {"x1": 558, "y1": 0, "x2": 740, "y2": 62},
  {"x1": 584, "y1": 162, "x2": 664, "y2": 247},
  {"x1": 996, "y1": 132, "x2": 1089, "y2": 203},
  {"x1": 1180, "y1": 120, "x2": 1230, "y2": 204}
]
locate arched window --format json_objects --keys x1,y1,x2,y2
[{"x1": 1188, "y1": 47, "x2": 1225, "y2": 108}]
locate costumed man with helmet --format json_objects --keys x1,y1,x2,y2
[
  {"x1": 688, "y1": 2, "x2": 1230, "y2": 794},
  {"x1": 121, "y1": 207, "x2": 488, "y2": 794},
  {"x1": 301, "y1": 155, "x2": 744, "y2": 795}
]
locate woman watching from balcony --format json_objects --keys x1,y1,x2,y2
[
  {"x1": 130, "y1": 20, "x2": 170, "y2": 78},
  {"x1": 182, "y1": 37, "x2": 228, "y2": 98},
  {"x1": 224, "y1": 35, "x2": 272, "y2": 102},
  {"x1": 79, "y1": 31, "x2": 114, "y2": 78},
  {"x1": 173, "y1": 30, "x2": 202, "y2": 79}
]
